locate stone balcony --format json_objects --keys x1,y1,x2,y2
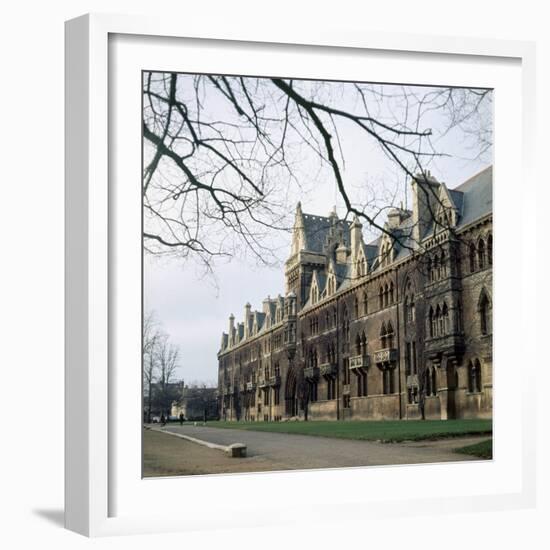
[
  {"x1": 373, "y1": 347, "x2": 397, "y2": 364},
  {"x1": 319, "y1": 362, "x2": 338, "y2": 377},
  {"x1": 424, "y1": 333, "x2": 465, "y2": 361},
  {"x1": 349, "y1": 354, "x2": 370, "y2": 370},
  {"x1": 304, "y1": 366, "x2": 319, "y2": 380}
]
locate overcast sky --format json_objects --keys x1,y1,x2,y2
[{"x1": 144, "y1": 77, "x2": 492, "y2": 385}]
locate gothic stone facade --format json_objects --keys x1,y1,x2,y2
[{"x1": 217, "y1": 167, "x2": 493, "y2": 422}]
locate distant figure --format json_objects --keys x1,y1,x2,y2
[
  {"x1": 179, "y1": 412, "x2": 184, "y2": 426},
  {"x1": 160, "y1": 414, "x2": 166, "y2": 426}
]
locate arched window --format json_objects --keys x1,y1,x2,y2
[
  {"x1": 354, "y1": 296, "x2": 359, "y2": 318},
  {"x1": 474, "y1": 359, "x2": 482, "y2": 392},
  {"x1": 384, "y1": 284, "x2": 389, "y2": 308},
  {"x1": 431, "y1": 367, "x2": 437, "y2": 396},
  {"x1": 379, "y1": 286, "x2": 384, "y2": 310},
  {"x1": 429, "y1": 306, "x2": 435, "y2": 337},
  {"x1": 342, "y1": 306, "x2": 350, "y2": 344},
  {"x1": 436, "y1": 304, "x2": 443, "y2": 336},
  {"x1": 362, "y1": 291, "x2": 368, "y2": 315},
  {"x1": 478, "y1": 238, "x2": 485, "y2": 270},
  {"x1": 479, "y1": 290, "x2": 491, "y2": 335},
  {"x1": 389, "y1": 282, "x2": 394, "y2": 304},
  {"x1": 386, "y1": 321, "x2": 394, "y2": 348},
  {"x1": 361, "y1": 331, "x2": 367, "y2": 354},
  {"x1": 469, "y1": 242, "x2": 476, "y2": 273},
  {"x1": 487, "y1": 233, "x2": 493, "y2": 265},
  {"x1": 427, "y1": 257, "x2": 432, "y2": 281},
  {"x1": 440, "y1": 250, "x2": 446, "y2": 278},
  {"x1": 434, "y1": 254, "x2": 440, "y2": 281},
  {"x1": 355, "y1": 334, "x2": 361, "y2": 355},
  {"x1": 405, "y1": 279, "x2": 415, "y2": 323},
  {"x1": 382, "y1": 367, "x2": 394, "y2": 394},
  {"x1": 442, "y1": 302, "x2": 449, "y2": 335},
  {"x1": 380, "y1": 322, "x2": 387, "y2": 349},
  {"x1": 468, "y1": 360, "x2": 482, "y2": 393}
]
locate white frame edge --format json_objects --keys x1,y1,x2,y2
[
  {"x1": 65, "y1": 12, "x2": 537, "y2": 537},
  {"x1": 65, "y1": 14, "x2": 109, "y2": 537}
]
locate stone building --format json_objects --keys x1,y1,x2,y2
[{"x1": 217, "y1": 167, "x2": 493, "y2": 421}]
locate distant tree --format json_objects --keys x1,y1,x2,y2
[
  {"x1": 143, "y1": 311, "x2": 161, "y2": 423},
  {"x1": 143, "y1": 310, "x2": 182, "y2": 421},
  {"x1": 155, "y1": 334, "x2": 180, "y2": 417}
]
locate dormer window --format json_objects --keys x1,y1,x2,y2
[
  {"x1": 404, "y1": 279, "x2": 415, "y2": 323},
  {"x1": 310, "y1": 274, "x2": 320, "y2": 305},
  {"x1": 327, "y1": 273, "x2": 336, "y2": 295},
  {"x1": 380, "y1": 242, "x2": 392, "y2": 267},
  {"x1": 355, "y1": 247, "x2": 367, "y2": 277}
]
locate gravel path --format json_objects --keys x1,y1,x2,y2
[{"x1": 158, "y1": 424, "x2": 486, "y2": 472}]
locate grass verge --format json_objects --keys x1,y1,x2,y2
[
  {"x1": 202, "y1": 419, "x2": 492, "y2": 443},
  {"x1": 454, "y1": 438, "x2": 493, "y2": 459}
]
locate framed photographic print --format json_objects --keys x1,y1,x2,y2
[{"x1": 65, "y1": 13, "x2": 536, "y2": 536}]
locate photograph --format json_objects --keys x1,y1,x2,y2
[
  {"x1": 141, "y1": 71, "x2": 493, "y2": 477},
  {"x1": 1, "y1": 0, "x2": 545, "y2": 545}
]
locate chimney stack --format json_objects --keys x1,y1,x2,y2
[
  {"x1": 244, "y1": 303, "x2": 251, "y2": 338},
  {"x1": 229, "y1": 313, "x2": 235, "y2": 345}
]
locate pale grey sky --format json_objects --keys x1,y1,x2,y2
[{"x1": 143, "y1": 77, "x2": 492, "y2": 385}]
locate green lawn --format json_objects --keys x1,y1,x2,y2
[
  {"x1": 203, "y1": 419, "x2": 492, "y2": 443},
  {"x1": 454, "y1": 439, "x2": 493, "y2": 459}
]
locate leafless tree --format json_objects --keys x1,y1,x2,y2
[
  {"x1": 143, "y1": 311, "x2": 161, "y2": 423},
  {"x1": 155, "y1": 334, "x2": 180, "y2": 417},
  {"x1": 143, "y1": 73, "x2": 492, "y2": 272},
  {"x1": 143, "y1": 310, "x2": 182, "y2": 421}
]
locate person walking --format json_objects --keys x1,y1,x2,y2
[{"x1": 179, "y1": 412, "x2": 184, "y2": 426}]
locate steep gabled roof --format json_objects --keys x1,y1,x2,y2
[{"x1": 454, "y1": 165, "x2": 492, "y2": 228}]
